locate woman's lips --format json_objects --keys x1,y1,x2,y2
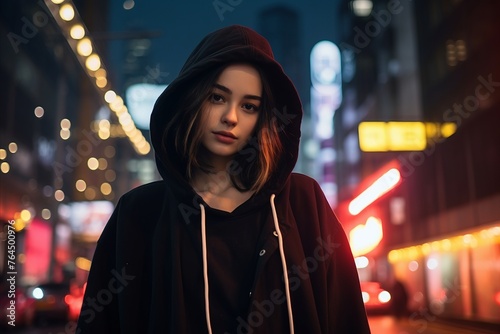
[{"x1": 213, "y1": 131, "x2": 237, "y2": 144}]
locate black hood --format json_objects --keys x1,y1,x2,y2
[{"x1": 150, "y1": 25, "x2": 303, "y2": 198}]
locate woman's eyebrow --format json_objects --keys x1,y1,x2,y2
[{"x1": 213, "y1": 83, "x2": 262, "y2": 101}]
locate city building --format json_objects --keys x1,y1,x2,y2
[{"x1": 335, "y1": 0, "x2": 500, "y2": 325}]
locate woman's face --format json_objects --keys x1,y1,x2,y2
[{"x1": 199, "y1": 63, "x2": 262, "y2": 166}]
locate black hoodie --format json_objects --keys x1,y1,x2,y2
[{"x1": 77, "y1": 25, "x2": 370, "y2": 334}]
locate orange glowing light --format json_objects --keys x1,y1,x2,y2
[
  {"x1": 349, "y1": 216, "x2": 383, "y2": 257},
  {"x1": 349, "y1": 168, "x2": 401, "y2": 215}
]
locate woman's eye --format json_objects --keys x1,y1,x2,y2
[
  {"x1": 210, "y1": 93, "x2": 224, "y2": 103},
  {"x1": 242, "y1": 103, "x2": 259, "y2": 112}
]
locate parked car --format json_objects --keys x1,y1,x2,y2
[
  {"x1": 360, "y1": 281, "x2": 392, "y2": 314},
  {"x1": 0, "y1": 283, "x2": 36, "y2": 328},
  {"x1": 29, "y1": 282, "x2": 70, "y2": 324}
]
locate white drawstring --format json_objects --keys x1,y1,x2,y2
[
  {"x1": 270, "y1": 194, "x2": 295, "y2": 334},
  {"x1": 199, "y1": 197, "x2": 294, "y2": 334},
  {"x1": 199, "y1": 204, "x2": 213, "y2": 334}
]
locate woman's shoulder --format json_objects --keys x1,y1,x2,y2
[
  {"x1": 119, "y1": 180, "x2": 166, "y2": 206},
  {"x1": 107, "y1": 181, "x2": 166, "y2": 229},
  {"x1": 288, "y1": 172, "x2": 331, "y2": 207},
  {"x1": 289, "y1": 172, "x2": 322, "y2": 191}
]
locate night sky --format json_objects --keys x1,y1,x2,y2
[{"x1": 106, "y1": 0, "x2": 342, "y2": 101}]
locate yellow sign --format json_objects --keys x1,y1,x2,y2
[
  {"x1": 358, "y1": 122, "x2": 452, "y2": 152},
  {"x1": 358, "y1": 122, "x2": 387, "y2": 152},
  {"x1": 387, "y1": 122, "x2": 426, "y2": 151}
]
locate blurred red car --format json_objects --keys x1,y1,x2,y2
[
  {"x1": 0, "y1": 283, "x2": 36, "y2": 328},
  {"x1": 360, "y1": 281, "x2": 392, "y2": 314}
]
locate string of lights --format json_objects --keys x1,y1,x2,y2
[{"x1": 44, "y1": 0, "x2": 150, "y2": 155}]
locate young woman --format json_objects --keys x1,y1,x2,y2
[{"x1": 77, "y1": 25, "x2": 371, "y2": 334}]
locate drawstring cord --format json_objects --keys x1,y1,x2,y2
[
  {"x1": 270, "y1": 194, "x2": 295, "y2": 334},
  {"x1": 200, "y1": 196, "x2": 294, "y2": 334},
  {"x1": 200, "y1": 204, "x2": 213, "y2": 334}
]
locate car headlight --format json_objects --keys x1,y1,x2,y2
[
  {"x1": 32, "y1": 287, "x2": 44, "y2": 300},
  {"x1": 362, "y1": 291, "x2": 370, "y2": 303},
  {"x1": 378, "y1": 290, "x2": 391, "y2": 303}
]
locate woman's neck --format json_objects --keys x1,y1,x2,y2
[
  {"x1": 191, "y1": 168, "x2": 234, "y2": 195},
  {"x1": 191, "y1": 167, "x2": 255, "y2": 212}
]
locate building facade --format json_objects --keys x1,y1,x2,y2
[{"x1": 335, "y1": 0, "x2": 500, "y2": 325}]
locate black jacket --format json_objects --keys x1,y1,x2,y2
[{"x1": 77, "y1": 25, "x2": 370, "y2": 334}]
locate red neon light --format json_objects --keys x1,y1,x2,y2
[{"x1": 349, "y1": 168, "x2": 401, "y2": 215}]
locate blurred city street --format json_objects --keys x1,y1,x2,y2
[
  {"x1": 1, "y1": 0, "x2": 500, "y2": 332},
  {"x1": 368, "y1": 316, "x2": 499, "y2": 334},
  {"x1": 3, "y1": 315, "x2": 499, "y2": 334}
]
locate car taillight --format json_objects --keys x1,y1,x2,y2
[{"x1": 64, "y1": 294, "x2": 71, "y2": 305}]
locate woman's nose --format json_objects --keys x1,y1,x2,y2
[{"x1": 221, "y1": 104, "x2": 238, "y2": 126}]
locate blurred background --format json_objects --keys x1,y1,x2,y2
[{"x1": 1, "y1": 0, "x2": 499, "y2": 333}]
